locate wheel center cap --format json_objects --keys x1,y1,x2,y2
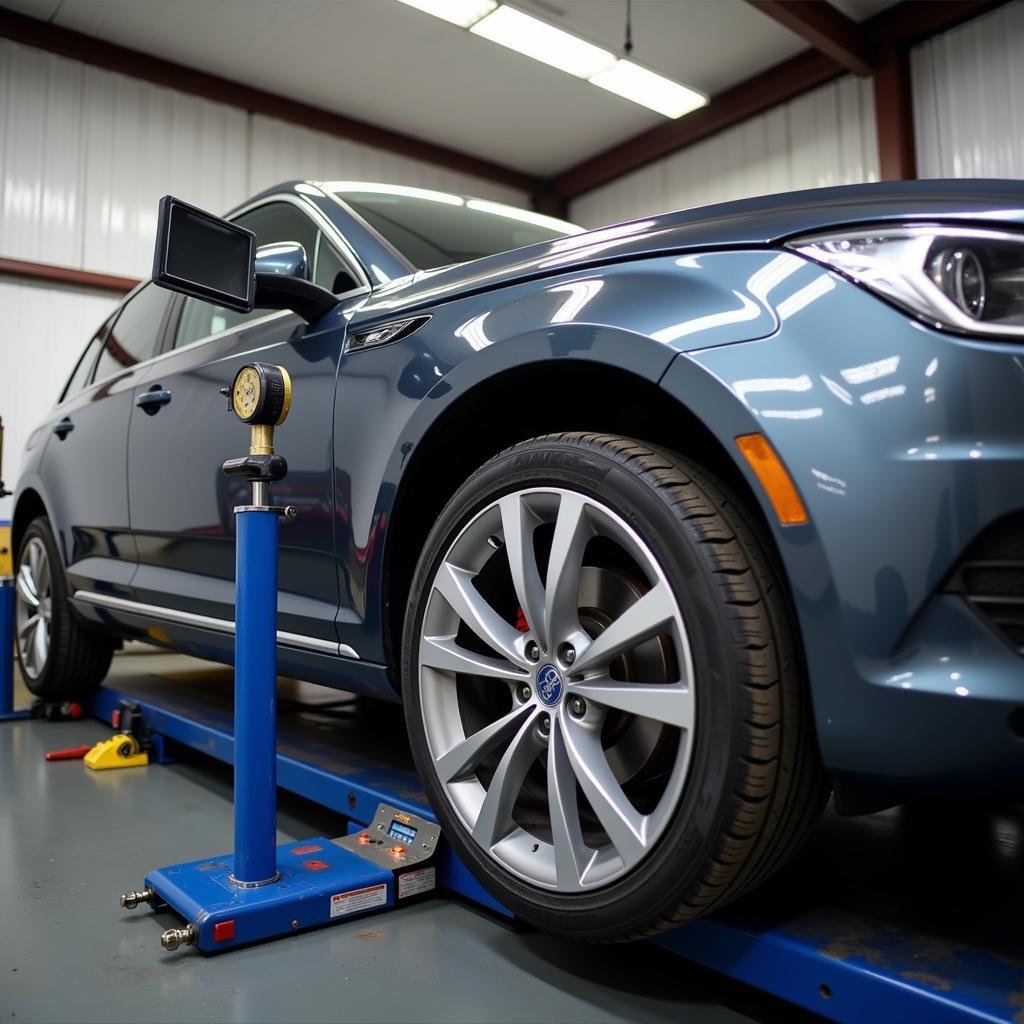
[{"x1": 536, "y1": 664, "x2": 563, "y2": 706}]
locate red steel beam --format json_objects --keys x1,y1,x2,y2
[
  {"x1": 553, "y1": 0, "x2": 1010, "y2": 203},
  {"x1": 0, "y1": 8, "x2": 538, "y2": 196},
  {"x1": 873, "y1": 41, "x2": 916, "y2": 181},
  {"x1": 552, "y1": 48, "x2": 842, "y2": 202},
  {"x1": 0, "y1": 257, "x2": 138, "y2": 294},
  {"x1": 746, "y1": 1, "x2": 873, "y2": 75}
]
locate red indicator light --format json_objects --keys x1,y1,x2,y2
[
  {"x1": 389, "y1": 845, "x2": 406, "y2": 857},
  {"x1": 213, "y1": 920, "x2": 236, "y2": 943},
  {"x1": 358, "y1": 834, "x2": 371, "y2": 845}
]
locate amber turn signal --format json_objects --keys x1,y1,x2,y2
[{"x1": 735, "y1": 434, "x2": 809, "y2": 526}]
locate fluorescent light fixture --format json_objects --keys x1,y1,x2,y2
[
  {"x1": 589, "y1": 60, "x2": 707, "y2": 119},
  {"x1": 395, "y1": 0, "x2": 496, "y2": 28},
  {"x1": 466, "y1": 198, "x2": 583, "y2": 234},
  {"x1": 470, "y1": 5, "x2": 616, "y2": 79},
  {"x1": 392, "y1": 1, "x2": 706, "y2": 121},
  {"x1": 325, "y1": 181, "x2": 464, "y2": 206}
]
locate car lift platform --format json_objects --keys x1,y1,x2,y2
[{"x1": 87, "y1": 655, "x2": 1023, "y2": 1024}]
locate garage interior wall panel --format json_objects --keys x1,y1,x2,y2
[
  {"x1": 912, "y1": 0, "x2": 1024, "y2": 179},
  {"x1": 248, "y1": 114, "x2": 528, "y2": 207},
  {"x1": 570, "y1": 75, "x2": 879, "y2": 229},
  {"x1": 0, "y1": 38, "x2": 528, "y2": 515}
]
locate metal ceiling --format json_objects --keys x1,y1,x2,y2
[{"x1": 0, "y1": 0, "x2": 897, "y2": 177}]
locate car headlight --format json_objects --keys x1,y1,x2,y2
[{"x1": 788, "y1": 225, "x2": 1024, "y2": 339}]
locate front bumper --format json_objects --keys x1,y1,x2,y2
[{"x1": 662, "y1": 269, "x2": 1024, "y2": 794}]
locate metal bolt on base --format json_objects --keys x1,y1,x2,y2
[
  {"x1": 120, "y1": 887, "x2": 155, "y2": 910},
  {"x1": 161, "y1": 924, "x2": 198, "y2": 951}
]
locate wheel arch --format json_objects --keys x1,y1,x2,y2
[{"x1": 380, "y1": 356, "x2": 794, "y2": 690}]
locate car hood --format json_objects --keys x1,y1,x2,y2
[{"x1": 356, "y1": 179, "x2": 1024, "y2": 318}]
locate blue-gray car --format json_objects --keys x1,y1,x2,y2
[{"x1": 12, "y1": 178, "x2": 1024, "y2": 941}]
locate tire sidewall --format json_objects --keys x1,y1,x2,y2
[
  {"x1": 15, "y1": 517, "x2": 68, "y2": 697},
  {"x1": 402, "y1": 439, "x2": 752, "y2": 939}
]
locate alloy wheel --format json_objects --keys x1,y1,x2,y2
[
  {"x1": 15, "y1": 536, "x2": 52, "y2": 680},
  {"x1": 417, "y1": 488, "x2": 695, "y2": 892}
]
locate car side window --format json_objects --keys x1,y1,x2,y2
[
  {"x1": 92, "y1": 283, "x2": 171, "y2": 383},
  {"x1": 173, "y1": 201, "x2": 357, "y2": 350},
  {"x1": 61, "y1": 314, "x2": 114, "y2": 401}
]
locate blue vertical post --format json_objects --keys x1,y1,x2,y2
[
  {"x1": 0, "y1": 517, "x2": 28, "y2": 720},
  {"x1": 232, "y1": 508, "x2": 280, "y2": 886},
  {"x1": 0, "y1": 578, "x2": 14, "y2": 718}
]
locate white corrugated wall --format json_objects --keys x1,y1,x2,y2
[
  {"x1": 912, "y1": 0, "x2": 1024, "y2": 179},
  {"x1": 0, "y1": 38, "x2": 527, "y2": 518},
  {"x1": 569, "y1": 75, "x2": 880, "y2": 229}
]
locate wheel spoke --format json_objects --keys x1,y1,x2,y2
[
  {"x1": 569, "y1": 678, "x2": 694, "y2": 731},
  {"x1": 35, "y1": 553, "x2": 50, "y2": 599},
  {"x1": 547, "y1": 718, "x2": 591, "y2": 890},
  {"x1": 420, "y1": 634, "x2": 528, "y2": 681},
  {"x1": 472, "y1": 711, "x2": 542, "y2": 849},
  {"x1": 32, "y1": 618, "x2": 48, "y2": 670},
  {"x1": 26, "y1": 540, "x2": 40, "y2": 580},
  {"x1": 561, "y1": 717, "x2": 647, "y2": 868},
  {"x1": 18, "y1": 614, "x2": 39, "y2": 644},
  {"x1": 433, "y1": 562, "x2": 527, "y2": 666},
  {"x1": 498, "y1": 494, "x2": 547, "y2": 651},
  {"x1": 571, "y1": 580, "x2": 676, "y2": 675},
  {"x1": 436, "y1": 704, "x2": 534, "y2": 784},
  {"x1": 16, "y1": 565, "x2": 39, "y2": 608},
  {"x1": 544, "y1": 492, "x2": 591, "y2": 649}
]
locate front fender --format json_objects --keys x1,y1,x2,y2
[{"x1": 335, "y1": 249, "x2": 794, "y2": 661}]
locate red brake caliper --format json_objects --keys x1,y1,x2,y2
[{"x1": 514, "y1": 607, "x2": 529, "y2": 633}]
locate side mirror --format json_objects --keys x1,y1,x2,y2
[
  {"x1": 152, "y1": 195, "x2": 339, "y2": 323},
  {"x1": 253, "y1": 242, "x2": 339, "y2": 323}
]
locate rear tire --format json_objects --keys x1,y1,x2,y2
[
  {"x1": 14, "y1": 516, "x2": 114, "y2": 701},
  {"x1": 402, "y1": 432, "x2": 828, "y2": 941}
]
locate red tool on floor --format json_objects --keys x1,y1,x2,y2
[{"x1": 44, "y1": 744, "x2": 92, "y2": 762}]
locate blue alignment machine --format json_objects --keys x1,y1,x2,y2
[{"x1": 118, "y1": 359, "x2": 440, "y2": 952}]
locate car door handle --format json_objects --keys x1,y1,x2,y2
[
  {"x1": 53, "y1": 417, "x2": 74, "y2": 440},
  {"x1": 136, "y1": 386, "x2": 172, "y2": 415}
]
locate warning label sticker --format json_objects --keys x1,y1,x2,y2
[
  {"x1": 398, "y1": 866, "x2": 436, "y2": 900},
  {"x1": 330, "y1": 883, "x2": 388, "y2": 919}
]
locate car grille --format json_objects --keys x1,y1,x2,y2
[{"x1": 945, "y1": 513, "x2": 1024, "y2": 653}]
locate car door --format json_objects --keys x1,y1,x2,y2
[
  {"x1": 126, "y1": 198, "x2": 365, "y2": 653},
  {"x1": 41, "y1": 283, "x2": 173, "y2": 598}
]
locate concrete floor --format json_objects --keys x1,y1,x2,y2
[{"x1": 1, "y1": 650, "x2": 813, "y2": 1024}]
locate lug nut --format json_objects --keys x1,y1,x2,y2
[
  {"x1": 160, "y1": 923, "x2": 197, "y2": 951},
  {"x1": 518, "y1": 684, "x2": 532, "y2": 702},
  {"x1": 525, "y1": 641, "x2": 540, "y2": 662},
  {"x1": 560, "y1": 644, "x2": 576, "y2": 665},
  {"x1": 569, "y1": 696, "x2": 587, "y2": 718},
  {"x1": 538, "y1": 713, "x2": 551, "y2": 735},
  {"x1": 120, "y1": 887, "x2": 155, "y2": 910}
]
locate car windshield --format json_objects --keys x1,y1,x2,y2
[{"x1": 326, "y1": 183, "x2": 583, "y2": 270}]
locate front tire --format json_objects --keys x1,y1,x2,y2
[
  {"x1": 402, "y1": 433, "x2": 827, "y2": 941},
  {"x1": 14, "y1": 516, "x2": 114, "y2": 701}
]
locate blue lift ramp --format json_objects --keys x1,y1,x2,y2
[{"x1": 89, "y1": 665, "x2": 1022, "y2": 1024}]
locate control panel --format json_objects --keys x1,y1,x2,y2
[{"x1": 333, "y1": 804, "x2": 441, "y2": 872}]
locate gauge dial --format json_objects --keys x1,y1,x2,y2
[
  {"x1": 231, "y1": 366, "x2": 262, "y2": 422},
  {"x1": 229, "y1": 363, "x2": 291, "y2": 425}
]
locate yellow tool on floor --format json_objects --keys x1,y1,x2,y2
[{"x1": 84, "y1": 733, "x2": 149, "y2": 770}]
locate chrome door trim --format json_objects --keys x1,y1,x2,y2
[{"x1": 72, "y1": 590, "x2": 359, "y2": 659}]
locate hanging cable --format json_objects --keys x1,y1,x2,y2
[{"x1": 624, "y1": 0, "x2": 633, "y2": 55}]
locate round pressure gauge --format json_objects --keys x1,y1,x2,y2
[{"x1": 229, "y1": 363, "x2": 291, "y2": 425}]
